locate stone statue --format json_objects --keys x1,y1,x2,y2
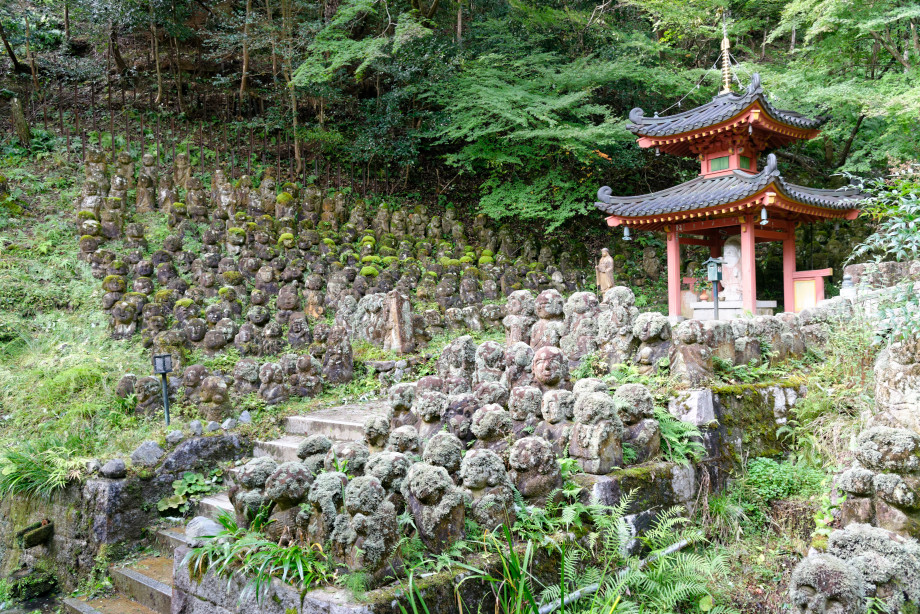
[
  {"x1": 788, "y1": 553, "x2": 865, "y2": 614},
  {"x1": 595, "y1": 248, "x2": 615, "y2": 294},
  {"x1": 720, "y1": 237, "x2": 743, "y2": 301}
]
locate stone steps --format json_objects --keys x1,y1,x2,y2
[
  {"x1": 63, "y1": 555, "x2": 173, "y2": 614},
  {"x1": 285, "y1": 402, "x2": 388, "y2": 441},
  {"x1": 199, "y1": 401, "x2": 391, "y2": 524},
  {"x1": 63, "y1": 595, "x2": 160, "y2": 614},
  {"x1": 110, "y1": 557, "x2": 173, "y2": 614},
  {"x1": 155, "y1": 527, "x2": 190, "y2": 552},
  {"x1": 198, "y1": 492, "x2": 234, "y2": 520},
  {"x1": 254, "y1": 434, "x2": 305, "y2": 463}
]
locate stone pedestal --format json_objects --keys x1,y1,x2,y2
[{"x1": 691, "y1": 299, "x2": 776, "y2": 320}]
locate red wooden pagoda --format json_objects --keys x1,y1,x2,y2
[{"x1": 595, "y1": 41, "x2": 864, "y2": 319}]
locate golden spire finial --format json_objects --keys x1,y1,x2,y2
[{"x1": 720, "y1": 19, "x2": 732, "y2": 94}]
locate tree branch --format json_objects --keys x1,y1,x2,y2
[
  {"x1": 835, "y1": 114, "x2": 865, "y2": 168},
  {"x1": 871, "y1": 29, "x2": 911, "y2": 70}
]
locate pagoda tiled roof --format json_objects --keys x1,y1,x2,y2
[
  {"x1": 627, "y1": 74, "x2": 828, "y2": 138},
  {"x1": 595, "y1": 154, "x2": 863, "y2": 218}
]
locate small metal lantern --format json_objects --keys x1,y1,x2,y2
[
  {"x1": 153, "y1": 353, "x2": 173, "y2": 375},
  {"x1": 704, "y1": 257, "x2": 723, "y2": 282},
  {"x1": 703, "y1": 257, "x2": 723, "y2": 319},
  {"x1": 152, "y1": 354, "x2": 173, "y2": 426}
]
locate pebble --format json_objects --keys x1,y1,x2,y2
[
  {"x1": 238, "y1": 410, "x2": 252, "y2": 424},
  {"x1": 205, "y1": 421, "x2": 221, "y2": 432},
  {"x1": 189, "y1": 420, "x2": 203, "y2": 436},
  {"x1": 221, "y1": 418, "x2": 237, "y2": 430}
]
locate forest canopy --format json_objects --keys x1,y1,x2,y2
[{"x1": 1, "y1": 0, "x2": 918, "y2": 229}]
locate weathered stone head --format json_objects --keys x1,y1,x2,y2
[
  {"x1": 509, "y1": 436, "x2": 562, "y2": 502},
  {"x1": 422, "y1": 432, "x2": 464, "y2": 475},
  {"x1": 533, "y1": 346, "x2": 569, "y2": 390},
  {"x1": 788, "y1": 553, "x2": 866, "y2": 614},
  {"x1": 460, "y1": 448, "x2": 515, "y2": 530},
  {"x1": 402, "y1": 462, "x2": 466, "y2": 554}
]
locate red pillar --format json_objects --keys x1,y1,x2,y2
[
  {"x1": 783, "y1": 222, "x2": 796, "y2": 312},
  {"x1": 667, "y1": 228, "x2": 681, "y2": 318},
  {"x1": 709, "y1": 231, "x2": 722, "y2": 259},
  {"x1": 740, "y1": 215, "x2": 757, "y2": 314}
]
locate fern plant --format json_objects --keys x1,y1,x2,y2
[{"x1": 654, "y1": 408, "x2": 707, "y2": 465}]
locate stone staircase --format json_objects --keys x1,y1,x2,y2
[
  {"x1": 63, "y1": 530, "x2": 181, "y2": 614},
  {"x1": 197, "y1": 401, "x2": 388, "y2": 521},
  {"x1": 63, "y1": 401, "x2": 388, "y2": 614}
]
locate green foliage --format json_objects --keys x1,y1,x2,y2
[
  {"x1": 571, "y1": 351, "x2": 605, "y2": 381},
  {"x1": 479, "y1": 494, "x2": 738, "y2": 613},
  {"x1": 157, "y1": 470, "x2": 224, "y2": 515},
  {"x1": 74, "y1": 545, "x2": 114, "y2": 599},
  {"x1": 0, "y1": 577, "x2": 13, "y2": 609},
  {"x1": 654, "y1": 407, "x2": 706, "y2": 465},
  {"x1": 744, "y1": 457, "x2": 824, "y2": 504},
  {"x1": 183, "y1": 512, "x2": 334, "y2": 603},
  {"x1": 850, "y1": 175, "x2": 920, "y2": 341},
  {"x1": 0, "y1": 435, "x2": 87, "y2": 500}
]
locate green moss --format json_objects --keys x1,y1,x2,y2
[
  {"x1": 361, "y1": 255, "x2": 381, "y2": 264},
  {"x1": 277, "y1": 232, "x2": 295, "y2": 245},
  {"x1": 481, "y1": 249, "x2": 494, "y2": 257},
  {"x1": 174, "y1": 298, "x2": 194, "y2": 308},
  {"x1": 322, "y1": 238, "x2": 336, "y2": 248},
  {"x1": 228, "y1": 227, "x2": 246, "y2": 236},
  {"x1": 478, "y1": 256, "x2": 494, "y2": 265},
  {"x1": 360, "y1": 235, "x2": 376, "y2": 245},
  {"x1": 222, "y1": 271, "x2": 243, "y2": 284},
  {"x1": 382, "y1": 256, "x2": 399, "y2": 266},
  {"x1": 154, "y1": 289, "x2": 176, "y2": 303},
  {"x1": 276, "y1": 192, "x2": 294, "y2": 205},
  {"x1": 359, "y1": 266, "x2": 380, "y2": 278},
  {"x1": 459, "y1": 256, "x2": 474, "y2": 264},
  {"x1": 77, "y1": 211, "x2": 96, "y2": 221}
]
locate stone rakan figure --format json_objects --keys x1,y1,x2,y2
[
  {"x1": 720, "y1": 236, "x2": 743, "y2": 301},
  {"x1": 595, "y1": 248, "x2": 615, "y2": 294}
]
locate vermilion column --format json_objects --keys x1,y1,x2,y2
[
  {"x1": 667, "y1": 228, "x2": 681, "y2": 318},
  {"x1": 741, "y1": 214, "x2": 757, "y2": 314},
  {"x1": 783, "y1": 222, "x2": 796, "y2": 312}
]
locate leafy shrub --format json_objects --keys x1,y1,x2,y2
[
  {"x1": 745, "y1": 457, "x2": 824, "y2": 503},
  {"x1": 183, "y1": 511, "x2": 334, "y2": 602},
  {"x1": 0, "y1": 436, "x2": 86, "y2": 499},
  {"x1": 158, "y1": 470, "x2": 224, "y2": 515}
]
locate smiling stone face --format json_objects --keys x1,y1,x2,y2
[{"x1": 532, "y1": 346, "x2": 567, "y2": 388}]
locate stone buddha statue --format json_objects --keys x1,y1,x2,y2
[{"x1": 720, "y1": 237, "x2": 743, "y2": 301}]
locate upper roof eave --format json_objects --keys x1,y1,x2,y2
[{"x1": 626, "y1": 73, "x2": 828, "y2": 140}]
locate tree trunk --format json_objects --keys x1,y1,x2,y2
[
  {"x1": 240, "y1": 0, "x2": 252, "y2": 109},
  {"x1": 789, "y1": 26, "x2": 796, "y2": 52},
  {"x1": 835, "y1": 115, "x2": 865, "y2": 168},
  {"x1": 151, "y1": 0, "x2": 164, "y2": 104},
  {"x1": 23, "y1": 9, "x2": 39, "y2": 89},
  {"x1": 10, "y1": 97, "x2": 31, "y2": 148},
  {"x1": 172, "y1": 36, "x2": 185, "y2": 113},
  {"x1": 110, "y1": 24, "x2": 129, "y2": 74},
  {"x1": 0, "y1": 21, "x2": 27, "y2": 73},
  {"x1": 456, "y1": 1, "x2": 462, "y2": 42},
  {"x1": 64, "y1": 1, "x2": 70, "y2": 40},
  {"x1": 265, "y1": 0, "x2": 279, "y2": 82}
]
